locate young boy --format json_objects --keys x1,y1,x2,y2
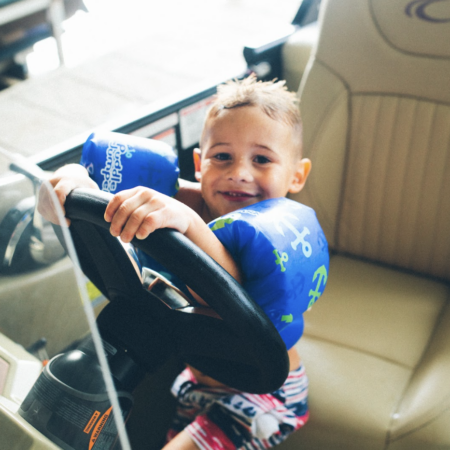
[{"x1": 44, "y1": 75, "x2": 312, "y2": 449}]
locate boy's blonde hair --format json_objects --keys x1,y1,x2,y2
[{"x1": 202, "y1": 74, "x2": 303, "y2": 156}]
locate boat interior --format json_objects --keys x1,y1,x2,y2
[{"x1": 0, "y1": 0, "x2": 449, "y2": 449}]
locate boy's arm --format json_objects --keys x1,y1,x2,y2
[
  {"x1": 39, "y1": 166, "x2": 240, "y2": 291},
  {"x1": 105, "y1": 186, "x2": 242, "y2": 289},
  {"x1": 40, "y1": 164, "x2": 198, "y2": 225}
]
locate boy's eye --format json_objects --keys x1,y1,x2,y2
[
  {"x1": 214, "y1": 153, "x2": 231, "y2": 161},
  {"x1": 254, "y1": 155, "x2": 271, "y2": 164}
]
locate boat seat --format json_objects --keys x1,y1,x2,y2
[
  {"x1": 281, "y1": 21, "x2": 319, "y2": 92},
  {"x1": 280, "y1": 0, "x2": 450, "y2": 449}
]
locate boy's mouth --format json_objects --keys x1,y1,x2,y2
[{"x1": 220, "y1": 191, "x2": 257, "y2": 201}]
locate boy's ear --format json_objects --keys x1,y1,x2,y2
[
  {"x1": 288, "y1": 158, "x2": 312, "y2": 194},
  {"x1": 193, "y1": 148, "x2": 202, "y2": 182}
]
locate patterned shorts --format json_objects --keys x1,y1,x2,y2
[{"x1": 166, "y1": 364, "x2": 309, "y2": 449}]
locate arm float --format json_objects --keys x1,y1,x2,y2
[
  {"x1": 80, "y1": 131, "x2": 180, "y2": 197},
  {"x1": 209, "y1": 198, "x2": 329, "y2": 350}
]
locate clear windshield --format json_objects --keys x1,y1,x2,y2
[{"x1": 0, "y1": 149, "x2": 131, "y2": 450}]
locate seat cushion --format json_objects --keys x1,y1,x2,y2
[
  {"x1": 277, "y1": 255, "x2": 450, "y2": 450},
  {"x1": 389, "y1": 300, "x2": 450, "y2": 447},
  {"x1": 303, "y1": 255, "x2": 448, "y2": 368}
]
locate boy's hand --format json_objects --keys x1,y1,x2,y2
[
  {"x1": 105, "y1": 186, "x2": 195, "y2": 244},
  {"x1": 105, "y1": 186, "x2": 242, "y2": 299},
  {"x1": 38, "y1": 164, "x2": 99, "y2": 225}
]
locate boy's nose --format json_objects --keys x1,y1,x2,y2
[{"x1": 227, "y1": 162, "x2": 254, "y2": 182}]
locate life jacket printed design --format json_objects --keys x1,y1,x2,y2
[{"x1": 209, "y1": 198, "x2": 329, "y2": 349}]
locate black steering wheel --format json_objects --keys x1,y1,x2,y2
[{"x1": 64, "y1": 188, "x2": 289, "y2": 394}]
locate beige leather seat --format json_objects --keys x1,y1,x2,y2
[{"x1": 279, "y1": 1, "x2": 450, "y2": 449}]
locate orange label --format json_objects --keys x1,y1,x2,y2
[
  {"x1": 89, "y1": 406, "x2": 112, "y2": 450},
  {"x1": 84, "y1": 411, "x2": 101, "y2": 434}
]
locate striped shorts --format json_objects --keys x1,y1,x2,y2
[{"x1": 166, "y1": 364, "x2": 309, "y2": 449}]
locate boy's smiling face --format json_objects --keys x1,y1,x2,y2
[{"x1": 195, "y1": 106, "x2": 311, "y2": 220}]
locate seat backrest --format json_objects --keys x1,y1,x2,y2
[{"x1": 291, "y1": 0, "x2": 450, "y2": 282}]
